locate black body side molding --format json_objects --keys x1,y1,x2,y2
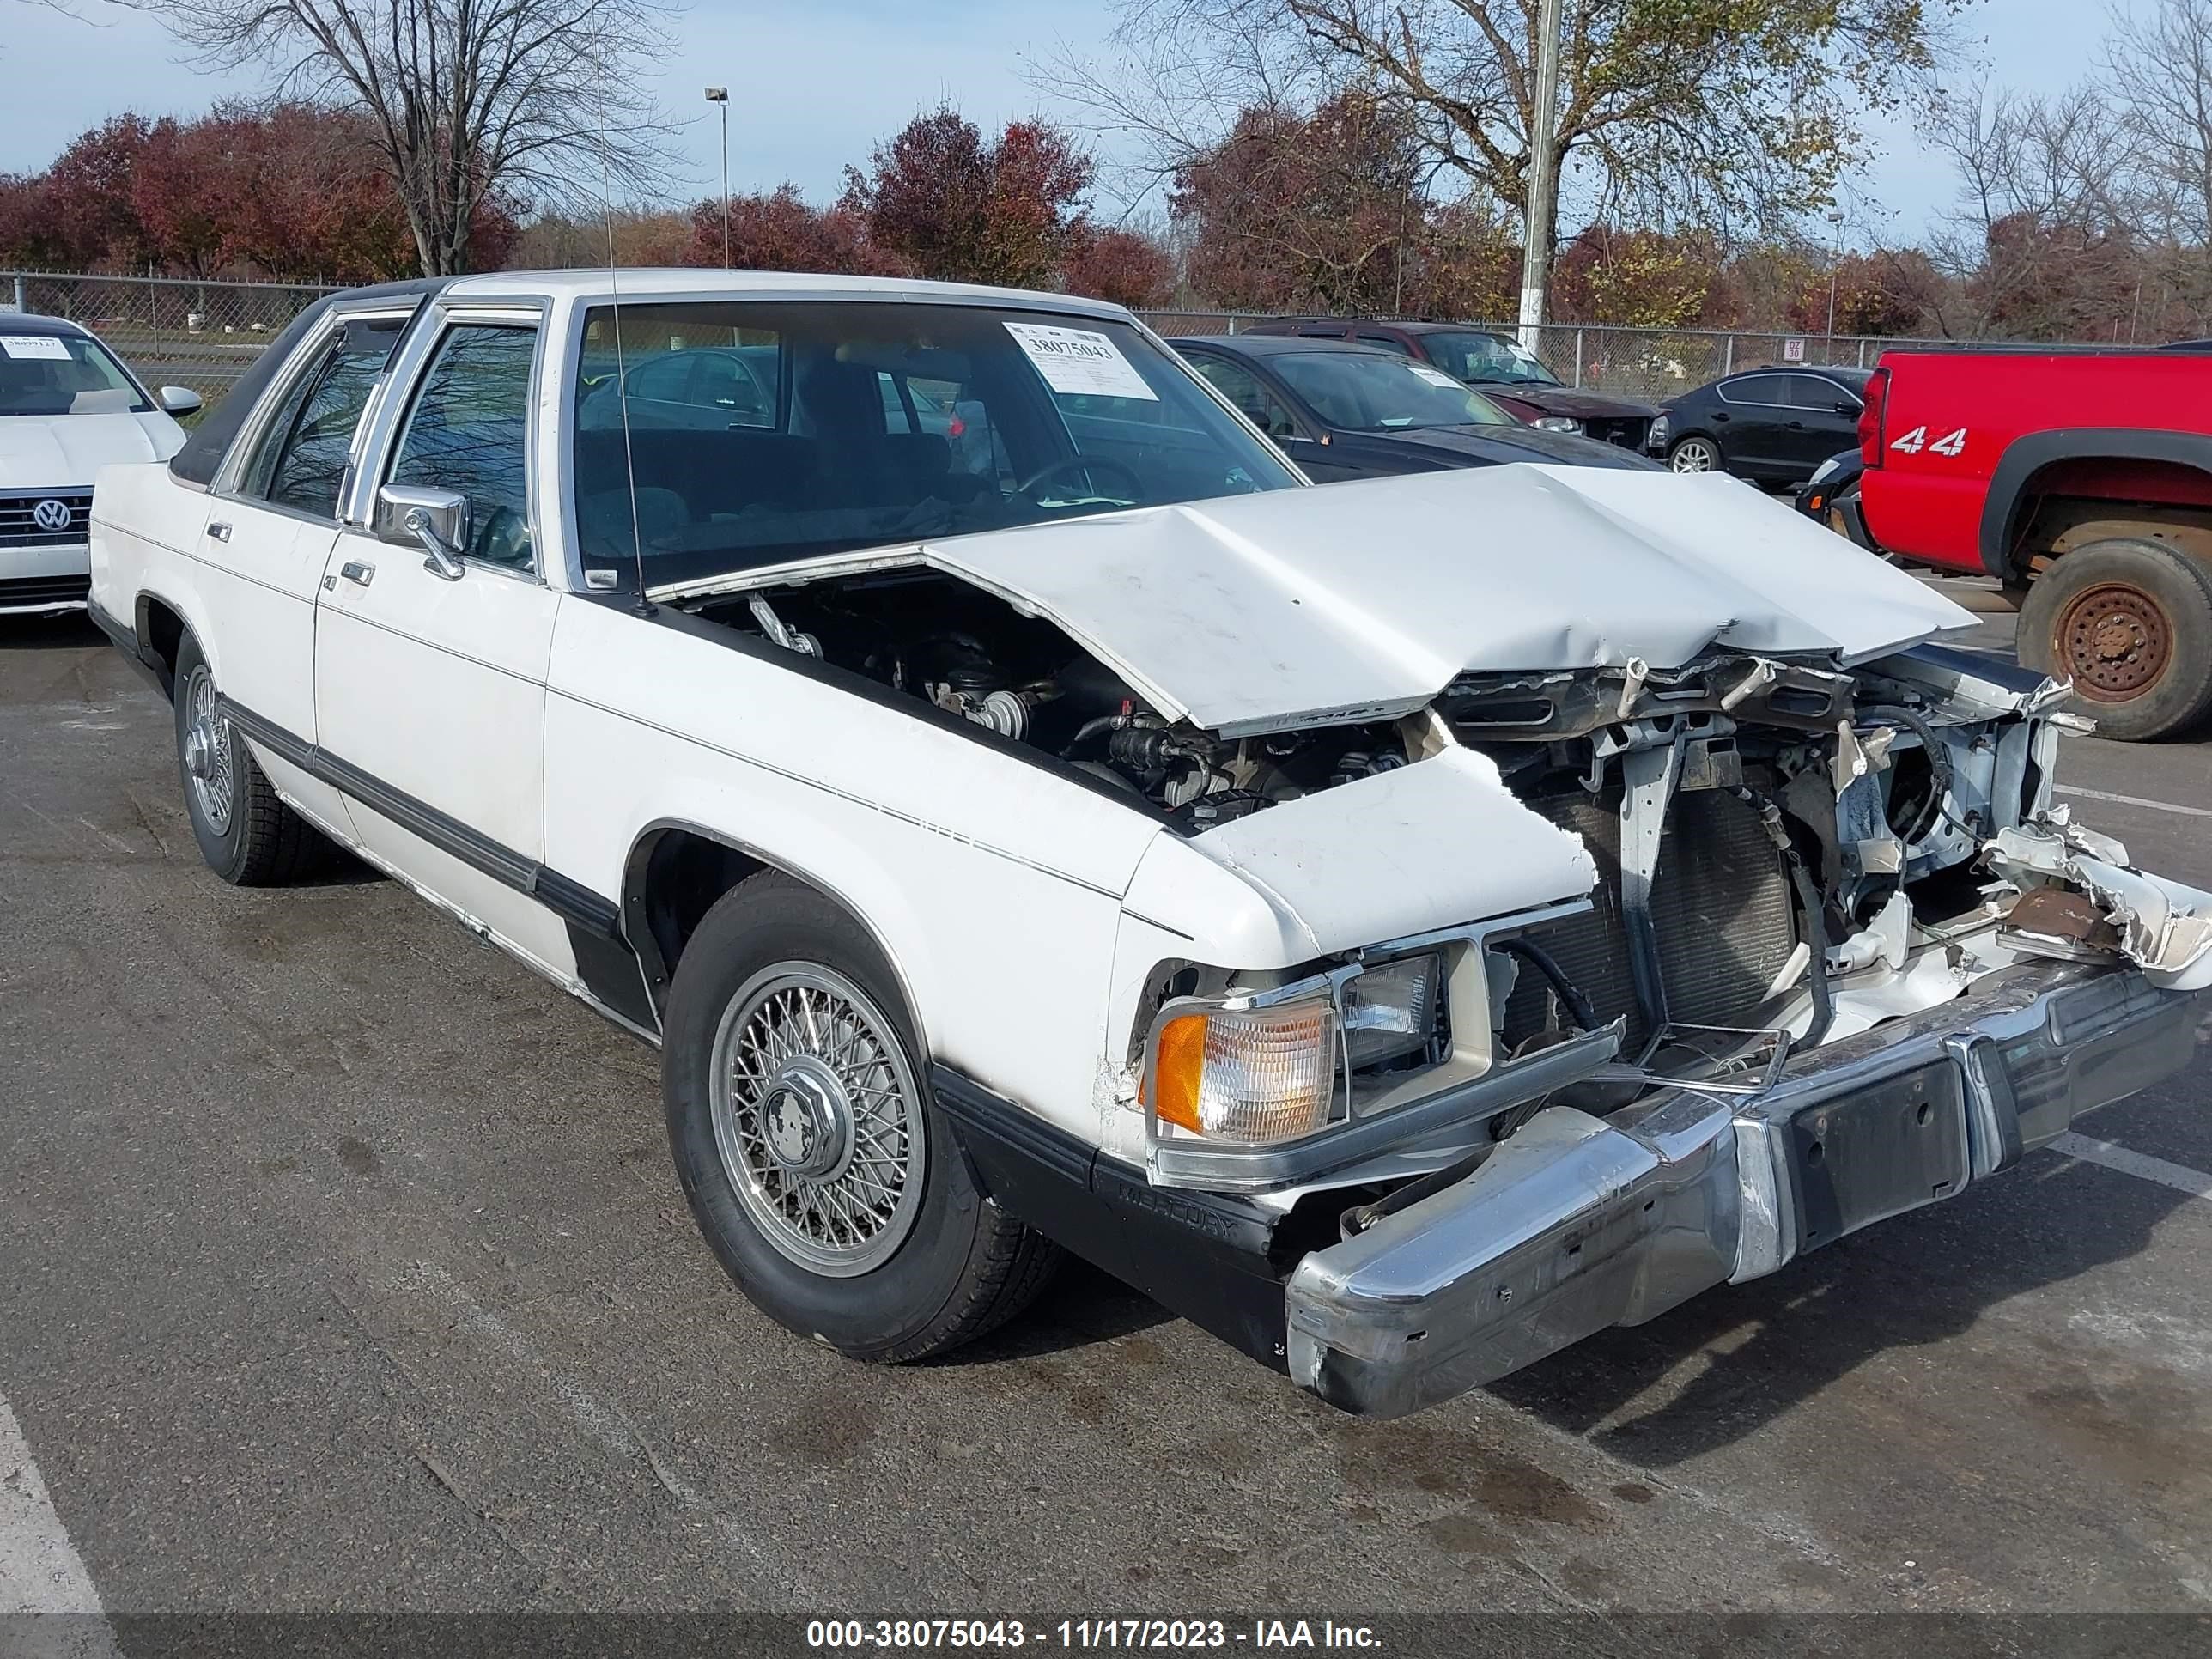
[{"x1": 930, "y1": 1064, "x2": 1294, "y2": 1374}]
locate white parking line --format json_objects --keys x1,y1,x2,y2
[
  {"x1": 2051, "y1": 1132, "x2": 2212, "y2": 1204},
  {"x1": 0, "y1": 1393, "x2": 121, "y2": 1656},
  {"x1": 2056, "y1": 783, "x2": 2212, "y2": 820}
]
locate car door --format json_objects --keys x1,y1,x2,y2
[
  {"x1": 314, "y1": 305, "x2": 571, "y2": 971},
  {"x1": 1787, "y1": 374, "x2": 1863, "y2": 471},
  {"x1": 1712, "y1": 374, "x2": 1792, "y2": 477},
  {"x1": 198, "y1": 307, "x2": 413, "y2": 835},
  {"x1": 1182, "y1": 351, "x2": 1342, "y2": 477}
]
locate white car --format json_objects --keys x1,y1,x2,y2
[
  {"x1": 2, "y1": 315, "x2": 199, "y2": 616},
  {"x1": 87, "y1": 271, "x2": 2212, "y2": 1417}
]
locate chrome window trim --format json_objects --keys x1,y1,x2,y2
[
  {"x1": 1138, "y1": 896, "x2": 1612, "y2": 1192},
  {"x1": 347, "y1": 301, "x2": 551, "y2": 585}
]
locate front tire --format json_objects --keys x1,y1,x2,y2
[
  {"x1": 173, "y1": 637, "x2": 335, "y2": 884},
  {"x1": 2016, "y1": 538, "x2": 2212, "y2": 741},
  {"x1": 1668, "y1": 434, "x2": 1722, "y2": 474},
  {"x1": 662, "y1": 873, "x2": 1060, "y2": 1360}
]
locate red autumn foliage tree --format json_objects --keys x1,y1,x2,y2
[
  {"x1": 683, "y1": 184, "x2": 910, "y2": 275},
  {"x1": 842, "y1": 107, "x2": 1092, "y2": 288},
  {"x1": 1784, "y1": 249, "x2": 1937, "y2": 335},
  {"x1": 1060, "y1": 226, "x2": 1173, "y2": 306},
  {"x1": 1550, "y1": 227, "x2": 1737, "y2": 327},
  {"x1": 0, "y1": 104, "x2": 514, "y2": 281}
]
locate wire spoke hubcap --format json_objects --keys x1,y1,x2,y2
[
  {"x1": 184, "y1": 668, "x2": 234, "y2": 834},
  {"x1": 708, "y1": 963, "x2": 924, "y2": 1277}
]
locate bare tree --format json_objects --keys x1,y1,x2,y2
[
  {"x1": 122, "y1": 0, "x2": 677, "y2": 274},
  {"x1": 2106, "y1": 0, "x2": 2212, "y2": 325},
  {"x1": 1037, "y1": 0, "x2": 1963, "y2": 257},
  {"x1": 1921, "y1": 78, "x2": 2146, "y2": 338}
]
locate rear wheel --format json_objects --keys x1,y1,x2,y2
[
  {"x1": 1668, "y1": 435, "x2": 1721, "y2": 474},
  {"x1": 173, "y1": 637, "x2": 336, "y2": 884},
  {"x1": 2016, "y1": 538, "x2": 2212, "y2": 740},
  {"x1": 662, "y1": 873, "x2": 1060, "y2": 1360}
]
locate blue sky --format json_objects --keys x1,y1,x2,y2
[{"x1": 1, "y1": 0, "x2": 2108, "y2": 247}]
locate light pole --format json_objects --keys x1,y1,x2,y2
[
  {"x1": 705, "y1": 88, "x2": 731, "y2": 269},
  {"x1": 1824, "y1": 209, "x2": 1846, "y2": 348},
  {"x1": 1516, "y1": 0, "x2": 1564, "y2": 352}
]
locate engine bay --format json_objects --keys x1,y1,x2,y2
[{"x1": 691, "y1": 568, "x2": 1423, "y2": 830}]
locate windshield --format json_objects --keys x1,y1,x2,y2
[
  {"x1": 0, "y1": 331, "x2": 152, "y2": 416},
  {"x1": 573, "y1": 301, "x2": 1299, "y2": 585},
  {"x1": 1418, "y1": 331, "x2": 1562, "y2": 387},
  {"x1": 1271, "y1": 352, "x2": 1516, "y2": 431}
]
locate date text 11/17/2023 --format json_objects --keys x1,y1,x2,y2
[{"x1": 804, "y1": 1620, "x2": 1384, "y2": 1649}]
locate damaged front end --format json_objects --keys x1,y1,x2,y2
[{"x1": 1133, "y1": 643, "x2": 2212, "y2": 1415}]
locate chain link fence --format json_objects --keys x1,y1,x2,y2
[
  {"x1": 1, "y1": 270, "x2": 2105, "y2": 416},
  {"x1": 1133, "y1": 311, "x2": 2041, "y2": 402},
  {"x1": 3, "y1": 270, "x2": 334, "y2": 411}
]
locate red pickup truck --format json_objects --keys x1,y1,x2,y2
[{"x1": 1851, "y1": 348, "x2": 2212, "y2": 739}]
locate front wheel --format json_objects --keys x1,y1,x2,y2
[
  {"x1": 2016, "y1": 538, "x2": 2212, "y2": 740},
  {"x1": 1668, "y1": 435, "x2": 1722, "y2": 474},
  {"x1": 662, "y1": 873, "x2": 1060, "y2": 1360}
]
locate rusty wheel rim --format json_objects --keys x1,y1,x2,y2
[{"x1": 2055, "y1": 581, "x2": 2171, "y2": 701}]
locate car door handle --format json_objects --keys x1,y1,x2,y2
[
  {"x1": 1711, "y1": 412, "x2": 1729, "y2": 422},
  {"x1": 205, "y1": 520, "x2": 232, "y2": 542},
  {"x1": 339, "y1": 560, "x2": 375, "y2": 588},
  {"x1": 1785, "y1": 419, "x2": 1807, "y2": 429}
]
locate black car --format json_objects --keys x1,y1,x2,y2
[
  {"x1": 1650, "y1": 366, "x2": 1872, "y2": 485},
  {"x1": 1238, "y1": 317, "x2": 1662, "y2": 448},
  {"x1": 1170, "y1": 335, "x2": 1659, "y2": 482}
]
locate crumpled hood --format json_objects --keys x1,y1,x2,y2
[
  {"x1": 0, "y1": 411, "x2": 183, "y2": 489},
  {"x1": 926, "y1": 465, "x2": 1975, "y2": 736}
]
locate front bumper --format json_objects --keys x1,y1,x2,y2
[
  {"x1": 1285, "y1": 960, "x2": 2206, "y2": 1417},
  {"x1": 0, "y1": 539, "x2": 94, "y2": 616}
]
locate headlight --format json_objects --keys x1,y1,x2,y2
[
  {"x1": 1149, "y1": 994, "x2": 1339, "y2": 1145},
  {"x1": 1647, "y1": 413, "x2": 1671, "y2": 447},
  {"x1": 1533, "y1": 416, "x2": 1583, "y2": 434},
  {"x1": 1810, "y1": 454, "x2": 1842, "y2": 485},
  {"x1": 1340, "y1": 952, "x2": 1442, "y2": 1068}
]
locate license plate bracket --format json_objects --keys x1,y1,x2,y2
[{"x1": 1790, "y1": 1060, "x2": 1972, "y2": 1253}]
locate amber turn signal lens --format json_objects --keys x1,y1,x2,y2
[{"x1": 1149, "y1": 1012, "x2": 1210, "y2": 1133}]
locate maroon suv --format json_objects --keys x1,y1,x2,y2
[{"x1": 1242, "y1": 319, "x2": 1659, "y2": 450}]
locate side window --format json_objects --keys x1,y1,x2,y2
[
  {"x1": 386, "y1": 324, "x2": 538, "y2": 572},
  {"x1": 696, "y1": 354, "x2": 769, "y2": 425},
  {"x1": 239, "y1": 319, "x2": 404, "y2": 515},
  {"x1": 1191, "y1": 357, "x2": 1297, "y2": 440},
  {"x1": 1719, "y1": 374, "x2": 1786, "y2": 407},
  {"x1": 1358, "y1": 332, "x2": 1413, "y2": 356},
  {"x1": 629, "y1": 354, "x2": 694, "y2": 402},
  {"x1": 1790, "y1": 374, "x2": 1858, "y2": 411}
]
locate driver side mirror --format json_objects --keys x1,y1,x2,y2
[
  {"x1": 375, "y1": 483, "x2": 471, "y2": 581},
  {"x1": 159, "y1": 386, "x2": 204, "y2": 416}
]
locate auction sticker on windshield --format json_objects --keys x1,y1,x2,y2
[
  {"x1": 1408, "y1": 364, "x2": 1463, "y2": 388},
  {"x1": 1005, "y1": 322, "x2": 1157, "y2": 401},
  {"x1": 1, "y1": 336, "x2": 72, "y2": 361}
]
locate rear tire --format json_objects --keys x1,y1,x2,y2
[
  {"x1": 662, "y1": 872, "x2": 1060, "y2": 1361},
  {"x1": 1668, "y1": 435, "x2": 1722, "y2": 474},
  {"x1": 173, "y1": 637, "x2": 337, "y2": 884},
  {"x1": 2016, "y1": 538, "x2": 2212, "y2": 741}
]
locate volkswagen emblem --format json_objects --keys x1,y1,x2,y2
[{"x1": 32, "y1": 498, "x2": 73, "y2": 534}]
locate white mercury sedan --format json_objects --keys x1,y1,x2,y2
[
  {"x1": 1, "y1": 314, "x2": 199, "y2": 615},
  {"x1": 87, "y1": 271, "x2": 2212, "y2": 1417}
]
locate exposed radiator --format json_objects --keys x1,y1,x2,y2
[{"x1": 1502, "y1": 787, "x2": 1800, "y2": 1048}]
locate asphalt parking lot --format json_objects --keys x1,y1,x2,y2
[{"x1": 3, "y1": 593, "x2": 2211, "y2": 1636}]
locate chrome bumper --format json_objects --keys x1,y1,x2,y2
[{"x1": 1285, "y1": 962, "x2": 2208, "y2": 1417}]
